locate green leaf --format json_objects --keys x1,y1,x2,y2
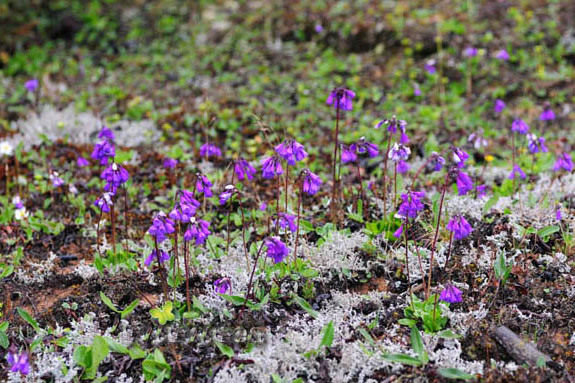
[
  {"x1": 537, "y1": 225, "x2": 559, "y2": 239},
  {"x1": 293, "y1": 295, "x2": 319, "y2": 319},
  {"x1": 221, "y1": 294, "x2": 247, "y2": 306},
  {"x1": 437, "y1": 367, "x2": 476, "y2": 380},
  {"x1": 398, "y1": 318, "x2": 417, "y2": 328},
  {"x1": 128, "y1": 345, "x2": 147, "y2": 360},
  {"x1": 99, "y1": 292, "x2": 120, "y2": 313},
  {"x1": 214, "y1": 340, "x2": 235, "y2": 358},
  {"x1": 483, "y1": 194, "x2": 499, "y2": 213},
  {"x1": 437, "y1": 329, "x2": 463, "y2": 339},
  {"x1": 319, "y1": 321, "x2": 334, "y2": 348},
  {"x1": 0, "y1": 321, "x2": 8, "y2": 332},
  {"x1": 120, "y1": 299, "x2": 139, "y2": 319},
  {"x1": 0, "y1": 332, "x2": 9, "y2": 349},
  {"x1": 358, "y1": 328, "x2": 375, "y2": 346},
  {"x1": 382, "y1": 353, "x2": 423, "y2": 366},
  {"x1": 16, "y1": 307, "x2": 41, "y2": 333},
  {"x1": 73, "y1": 345, "x2": 91, "y2": 368},
  {"x1": 0, "y1": 265, "x2": 14, "y2": 278},
  {"x1": 410, "y1": 327, "x2": 428, "y2": 364},
  {"x1": 87, "y1": 336, "x2": 109, "y2": 379},
  {"x1": 104, "y1": 337, "x2": 129, "y2": 354},
  {"x1": 192, "y1": 296, "x2": 207, "y2": 314},
  {"x1": 150, "y1": 301, "x2": 175, "y2": 325}
]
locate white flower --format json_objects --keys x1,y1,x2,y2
[
  {"x1": 15, "y1": 208, "x2": 29, "y2": 221},
  {"x1": 0, "y1": 141, "x2": 13, "y2": 156}
]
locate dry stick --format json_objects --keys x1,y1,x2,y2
[
  {"x1": 225, "y1": 163, "x2": 236, "y2": 252},
  {"x1": 443, "y1": 231, "x2": 455, "y2": 272},
  {"x1": 356, "y1": 161, "x2": 364, "y2": 214},
  {"x1": 241, "y1": 240, "x2": 267, "y2": 317},
  {"x1": 123, "y1": 188, "x2": 129, "y2": 250},
  {"x1": 382, "y1": 133, "x2": 392, "y2": 217},
  {"x1": 183, "y1": 240, "x2": 191, "y2": 311},
  {"x1": 237, "y1": 193, "x2": 250, "y2": 270},
  {"x1": 294, "y1": 180, "x2": 303, "y2": 266},
  {"x1": 511, "y1": 130, "x2": 516, "y2": 196},
  {"x1": 172, "y1": 223, "x2": 179, "y2": 300},
  {"x1": 426, "y1": 171, "x2": 450, "y2": 299},
  {"x1": 275, "y1": 175, "x2": 281, "y2": 235},
  {"x1": 393, "y1": 163, "x2": 397, "y2": 210},
  {"x1": 110, "y1": 202, "x2": 117, "y2": 256},
  {"x1": 403, "y1": 218, "x2": 414, "y2": 309},
  {"x1": 285, "y1": 166, "x2": 289, "y2": 212},
  {"x1": 14, "y1": 154, "x2": 21, "y2": 196},
  {"x1": 154, "y1": 238, "x2": 169, "y2": 300},
  {"x1": 331, "y1": 99, "x2": 340, "y2": 219},
  {"x1": 96, "y1": 210, "x2": 103, "y2": 257}
]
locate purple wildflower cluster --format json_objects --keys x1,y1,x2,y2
[
  {"x1": 446, "y1": 215, "x2": 473, "y2": 240},
  {"x1": 326, "y1": 87, "x2": 355, "y2": 111}
]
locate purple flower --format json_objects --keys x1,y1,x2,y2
[
  {"x1": 413, "y1": 83, "x2": 422, "y2": 96},
  {"x1": 397, "y1": 191, "x2": 425, "y2": 219},
  {"x1": 431, "y1": 152, "x2": 445, "y2": 172},
  {"x1": 326, "y1": 87, "x2": 355, "y2": 111},
  {"x1": 77, "y1": 157, "x2": 90, "y2": 167},
  {"x1": 25, "y1": 79, "x2": 38, "y2": 93},
  {"x1": 163, "y1": 158, "x2": 178, "y2": 169},
  {"x1": 468, "y1": 133, "x2": 488, "y2": 149},
  {"x1": 393, "y1": 221, "x2": 404, "y2": 239},
  {"x1": 508, "y1": 164, "x2": 526, "y2": 180},
  {"x1": 456, "y1": 171, "x2": 473, "y2": 196},
  {"x1": 540, "y1": 105, "x2": 556, "y2": 121},
  {"x1": 389, "y1": 143, "x2": 411, "y2": 162},
  {"x1": 553, "y1": 153, "x2": 574, "y2": 172},
  {"x1": 315, "y1": 24, "x2": 323, "y2": 33},
  {"x1": 424, "y1": 59, "x2": 436, "y2": 74},
  {"x1": 101, "y1": 163, "x2": 130, "y2": 192},
  {"x1": 49, "y1": 171, "x2": 65, "y2": 188},
  {"x1": 98, "y1": 125, "x2": 115, "y2": 141},
  {"x1": 350, "y1": 137, "x2": 379, "y2": 158},
  {"x1": 195, "y1": 173, "x2": 213, "y2": 197},
  {"x1": 199, "y1": 143, "x2": 222, "y2": 158},
  {"x1": 495, "y1": 49, "x2": 510, "y2": 61},
  {"x1": 464, "y1": 47, "x2": 478, "y2": 57},
  {"x1": 144, "y1": 250, "x2": 170, "y2": 267},
  {"x1": 397, "y1": 160, "x2": 410, "y2": 174},
  {"x1": 12, "y1": 195, "x2": 24, "y2": 209},
  {"x1": 275, "y1": 139, "x2": 308, "y2": 165},
  {"x1": 234, "y1": 158, "x2": 256, "y2": 181},
  {"x1": 376, "y1": 117, "x2": 407, "y2": 134},
  {"x1": 440, "y1": 284, "x2": 462, "y2": 304},
  {"x1": 148, "y1": 212, "x2": 176, "y2": 243},
  {"x1": 94, "y1": 192, "x2": 114, "y2": 213},
  {"x1": 556, "y1": 204, "x2": 562, "y2": 221},
  {"x1": 527, "y1": 133, "x2": 548, "y2": 154},
  {"x1": 7, "y1": 351, "x2": 30, "y2": 375},
  {"x1": 214, "y1": 278, "x2": 231, "y2": 294},
  {"x1": 452, "y1": 147, "x2": 469, "y2": 168},
  {"x1": 476, "y1": 184, "x2": 488, "y2": 198},
  {"x1": 261, "y1": 156, "x2": 283, "y2": 179},
  {"x1": 302, "y1": 169, "x2": 322, "y2": 195},
  {"x1": 91, "y1": 139, "x2": 115, "y2": 165},
  {"x1": 219, "y1": 185, "x2": 235, "y2": 205},
  {"x1": 180, "y1": 189, "x2": 200, "y2": 206},
  {"x1": 511, "y1": 119, "x2": 529, "y2": 134},
  {"x1": 275, "y1": 213, "x2": 298, "y2": 233},
  {"x1": 265, "y1": 237, "x2": 289, "y2": 264},
  {"x1": 184, "y1": 217, "x2": 211, "y2": 245},
  {"x1": 340, "y1": 145, "x2": 358, "y2": 163},
  {"x1": 259, "y1": 202, "x2": 267, "y2": 211},
  {"x1": 446, "y1": 215, "x2": 473, "y2": 240},
  {"x1": 494, "y1": 99, "x2": 506, "y2": 113},
  {"x1": 169, "y1": 198, "x2": 200, "y2": 222}
]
